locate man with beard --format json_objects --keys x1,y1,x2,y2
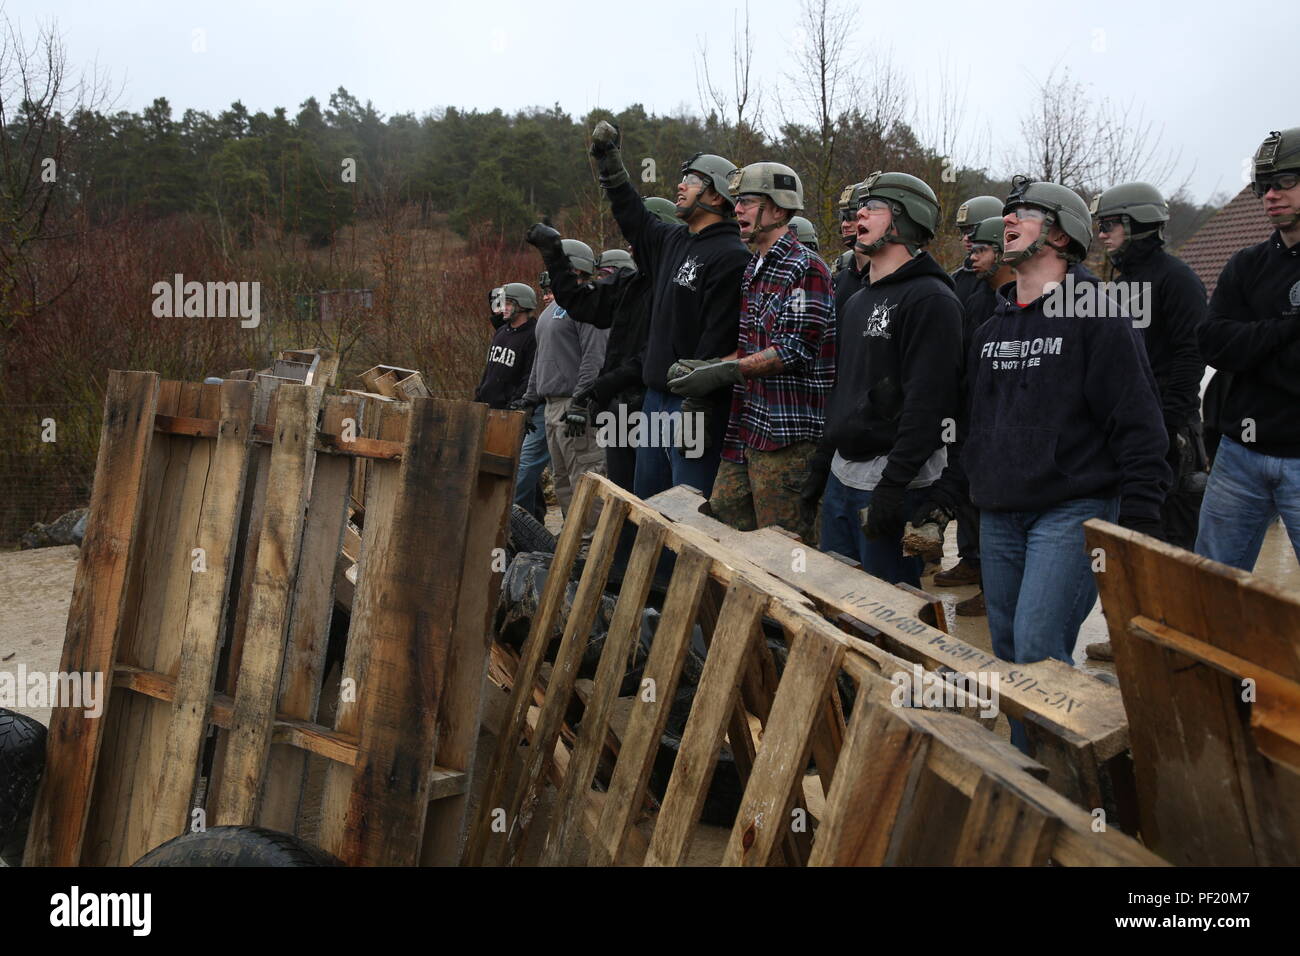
[{"x1": 587, "y1": 120, "x2": 751, "y2": 499}]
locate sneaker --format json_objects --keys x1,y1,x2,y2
[
  {"x1": 933, "y1": 558, "x2": 981, "y2": 587},
  {"x1": 955, "y1": 590, "x2": 986, "y2": 617},
  {"x1": 1085, "y1": 640, "x2": 1114, "y2": 662}
]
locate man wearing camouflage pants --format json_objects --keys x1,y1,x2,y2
[{"x1": 667, "y1": 162, "x2": 835, "y2": 544}]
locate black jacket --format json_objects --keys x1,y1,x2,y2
[
  {"x1": 1196, "y1": 230, "x2": 1300, "y2": 457},
  {"x1": 606, "y1": 180, "x2": 750, "y2": 394},
  {"x1": 548, "y1": 262, "x2": 651, "y2": 410},
  {"x1": 833, "y1": 253, "x2": 866, "y2": 320},
  {"x1": 951, "y1": 263, "x2": 982, "y2": 307},
  {"x1": 958, "y1": 265, "x2": 1171, "y2": 520},
  {"x1": 474, "y1": 316, "x2": 537, "y2": 409},
  {"x1": 820, "y1": 252, "x2": 964, "y2": 488},
  {"x1": 1107, "y1": 239, "x2": 1207, "y2": 429}
]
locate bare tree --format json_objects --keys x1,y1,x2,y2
[
  {"x1": 1009, "y1": 66, "x2": 1188, "y2": 196},
  {"x1": 0, "y1": 14, "x2": 113, "y2": 331},
  {"x1": 779, "y1": 0, "x2": 860, "y2": 229},
  {"x1": 694, "y1": 2, "x2": 764, "y2": 160}
]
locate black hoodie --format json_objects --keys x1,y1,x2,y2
[
  {"x1": 821, "y1": 251, "x2": 964, "y2": 487},
  {"x1": 606, "y1": 180, "x2": 751, "y2": 394},
  {"x1": 474, "y1": 315, "x2": 537, "y2": 409},
  {"x1": 959, "y1": 265, "x2": 1171, "y2": 520},
  {"x1": 1107, "y1": 238, "x2": 1207, "y2": 430},
  {"x1": 1197, "y1": 230, "x2": 1300, "y2": 456},
  {"x1": 546, "y1": 260, "x2": 651, "y2": 411}
]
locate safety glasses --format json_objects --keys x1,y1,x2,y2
[
  {"x1": 1096, "y1": 217, "x2": 1124, "y2": 234},
  {"x1": 1252, "y1": 172, "x2": 1300, "y2": 197},
  {"x1": 969, "y1": 243, "x2": 994, "y2": 255},
  {"x1": 1007, "y1": 204, "x2": 1048, "y2": 222},
  {"x1": 680, "y1": 172, "x2": 708, "y2": 189},
  {"x1": 857, "y1": 198, "x2": 892, "y2": 213}
]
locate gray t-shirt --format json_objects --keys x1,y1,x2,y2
[{"x1": 830, "y1": 446, "x2": 947, "y2": 492}]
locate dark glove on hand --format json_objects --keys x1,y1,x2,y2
[
  {"x1": 564, "y1": 394, "x2": 593, "y2": 438},
  {"x1": 589, "y1": 120, "x2": 629, "y2": 189},
  {"x1": 525, "y1": 222, "x2": 565, "y2": 263},
  {"x1": 680, "y1": 396, "x2": 713, "y2": 452},
  {"x1": 1119, "y1": 512, "x2": 1165, "y2": 539},
  {"x1": 798, "y1": 448, "x2": 833, "y2": 527},
  {"x1": 860, "y1": 480, "x2": 907, "y2": 540}
]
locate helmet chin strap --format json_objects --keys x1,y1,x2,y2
[
  {"x1": 1001, "y1": 211, "x2": 1067, "y2": 267},
  {"x1": 1105, "y1": 217, "x2": 1162, "y2": 265},
  {"x1": 681, "y1": 179, "x2": 735, "y2": 222},
  {"x1": 855, "y1": 204, "x2": 919, "y2": 256},
  {"x1": 747, "y1": 198, "x2": 786, "y2": 242}
]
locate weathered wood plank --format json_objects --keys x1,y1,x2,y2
[
  {"x1": 540, "y1": 520, "x2": 668, "y2": 866},
  {"x1": 588, "y1": 545, "x2": 711, "y2": 867},
  {"x1": 259, "y1": 395, "x2": 358, "y2": 833},
  {"x1": 337, "y1": 398, "x2": 486, "y2": 866},
  {"x1": 723, "y1": 625, "x2": 844, "y2": 866},
  {"x1": 144, "y1": 380, "x2": 256, "y2": 851},
  {"x1": 212, "y1": 384, "x2": 322, "y2": 825},
  {"x1": 645, "y1": 577, "x2": 765, "y2": 867},
  {"x1": 503, "y1": 497, "x2": 629, "y2": 864},
  {"x1": 953, "y1": 776, "x2": 1058, "y2": 866},
  {"x1": 463, "y1": 476, "x2": 595, "y2": 866},
  {"x1": 421, "y1": 407, "x2": 524, "y2": 866},
  {"x1": 23, "y1": 371, "x2": 160, "y2": 867}
]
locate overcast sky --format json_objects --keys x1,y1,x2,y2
[{"x1": 9, "y1": 0, "x2": 1294, "y2": 205}]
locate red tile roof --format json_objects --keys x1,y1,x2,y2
[{"x1": 1174, "y1": 186, "x2": 1275, "y2": 297}]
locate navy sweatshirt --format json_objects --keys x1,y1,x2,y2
[
  {"x1": 820, "y1": 251, "x2": 964, "y2": 487},
  {"x1": 474, "y1": 316, "x2": 537, "y2": 409},
  {"x1": 1196, "y1": 230, "x2": 1300, "y2": 456},
  {"x1": 960, "y1": 265, "x2": 1171, "y2": 520},
  {"x1": 606, "y1": 181, "x2": 750, "y2": 394}
]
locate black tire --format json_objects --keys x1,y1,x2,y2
[
  {"x1": 648, "y1": 729, "x2": 745, "y2": 827},
  {"x1": 133, "y1": 826, "x2": 341, "y2": 867},
  {"x1": 0, "y1": 707, "x2": 46, "y2": 867},
  {"x1": 506, "y1": 504, "x2": 556, "y2": 562}
]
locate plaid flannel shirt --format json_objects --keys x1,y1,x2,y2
[{"x1": 723, "y1": 230, "x2": 836, "y2": 463}]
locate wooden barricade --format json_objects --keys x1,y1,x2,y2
[
  {"x1": 1086, "y1": 520, "x2": 1300, "y2": 865},
  {"x1": 464, "y1": 474, "x2": 1162, "y2": 867},
  {"x1": 24, "y1": 370, "x2": 521, "y2": 866},
  {"x1": 646, "y1": 486, "x2": 1132, "y2": 820}
]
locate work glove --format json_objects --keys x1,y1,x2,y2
[
  {"x1": 508, "y1": 398, "x2": 540, "y2": 433},
  {"x1": 563, "y1": 393, "x2": 594, "y2": 438},
  {"x1": 680, "y1": 396, "x2": 713, "y2": 453},
  {"x1": 798, "y1": 447, "x2": 833, "y2": 529},
  {"x1": 666, "y1": 357, "x2": 744, "y2": 400},
  {"x1": 1119, "y1": 512, "x2": 1165, "y2": 540},
  {"x1": 525, "y1": 222, "x2": 565, "y2": 264},
  {"x1": 589, "y1": 120, "x2": 630, "y2": 190},
  {"x1": 858, "y1": 480, "x2": 906, "y2": 540}
]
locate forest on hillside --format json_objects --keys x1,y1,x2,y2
[{"x1": 0, "y1": 6, "x2": 1223, "y2": 542}]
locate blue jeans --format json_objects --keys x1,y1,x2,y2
[
  {"x1": 513, "y1": 405, "x2": 550, "y2": 516},
  {"x1": 980, "y1": 497, "x2": 1118, "y2": 751},
  {"x1": 632, "y1": 388, "x2": 724, "y2": 501},
  {"x1": 980, "y1": 497, "x2": 1118, "y2": 665},
  {"x1": 1195, "y1": 436, "x2": 1300, "y2": 571},
  {"x1": 819, "y1": 473, "x2": 928, "y2": 587}
]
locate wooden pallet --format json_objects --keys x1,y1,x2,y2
[
  {"x1": 23, "y1": 370, "x2": 521, "y2": 866},
  {"x1": 647, "y1": 486, "x2": 1133, "y2": 821},
  {"x1": 463, "y1": 474, "x2": 1161, "y2": 866},
  {"x1": 1086, "y1": 520, "x2": 1300, "y2": 865}
]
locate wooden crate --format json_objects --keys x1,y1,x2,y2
[
  {"x1": 23, "y1": 370, "x2": 522, "y2": 866},
  {"x1": 464, "y1": 474, "x2": 1162, "y2": 867},
  {"x1": 646, "y1": 486, "x2": 1132, "y2": 822},
  {"x1": 1086, "y1": 520, "x2": 1300, "y2": 865}
]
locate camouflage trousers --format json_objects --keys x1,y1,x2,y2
[{"x1": 708, "y1": 440, "x2": 818, "y2": 546}]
